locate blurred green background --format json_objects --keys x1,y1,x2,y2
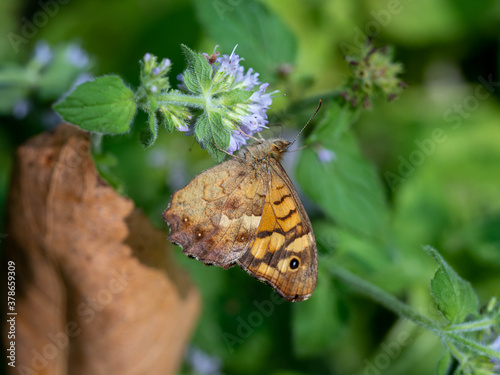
[{"x1": 1, "y1": 0, "x2": 499, "y2": 374}]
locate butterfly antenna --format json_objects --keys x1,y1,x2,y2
[
  {"x1": 236, "y1": 127, "x2": 260, "y2": 143},
  {"x1": 188, "y1": 137, "x2": 196, "y2": 152},
  {"x1": 213, "y1": 141, "x2": 245, "y2": 162},
  {"x1": 289, "y1": 100, "x2": 322, "y2": 147}
]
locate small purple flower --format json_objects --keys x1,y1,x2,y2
[
  {"x1": 176, "y1": 45, "x2": 277, "y2": 154},
  {"x1": 215, "y1": 45, "x2": 242, "y2": 77},
  {"x1": 317, "y1": 147, "x2": 336, "y2": 163},
  {"x1": 144, "y1": 53, "x2": 152, "y2": 63},
  {"x1": 33, "y1": 41, "x2": 52, "y2": 66},
  {"x1": 236, "y1": 82, "x2": 275, "y2": 137},
  {"x1": 185, "y1": 347, "x2": 222, "y2": 375},
  {"x1": 240, "y1": 113, "x2": 267, "y2": 134},
  {"x1": 160, "y1": 58, "x2": 171, "y2": 70},
  {"x1": 176, "y1": 122, "x2": 189, "y2": 132},
  {"x1": 65, "y1": 44, "x2": 90, "y2": 68},
  {"x1": 491, "y1": 336, "x2": 500, "y2": 350},
  {"x1": 227, "y1": 131, "x2": 247, "y2": 153},
  {"x1": 12, "y1": 99, "x2": 31, "y2": 120},
  {"x1": 152, "y1": 67, "x2": 160, "y2": 76},
  {"x1": 250, "y1": 83, "x2": 273, "y2": 107},
  {"x1": 491, "y1": 335, "x2": 500, "y2": 369},
  {"x1": 236, "y1": 67, "x2": 260, "y2": 90}
]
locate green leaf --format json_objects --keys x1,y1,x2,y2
[
  {"x1": 192, "y1": 0, "x2": 297, "y2": 83},
  {"x1": 221, "y1": 88, "x2": 253, "y2": 106},
  {"x1": 296, "y1": 102, "x2": 389, "y2": 241},
  {"x1": 54, "y1": 75, "x2": 136, "y2": 134},
  {"x1": 180, "y1": 69, "x2": 201, "y2": 94},
  {"x1": 308, "y1": 101, "x2": 359, "y2": 142},
  {"x1": 210, "y1": 112, "x2": 230, "y2": 148},
  {"x1": 436, "y1": 350, "x2": 453, "y2": 375},
  {"x1": 292, "y1": 270, "x2": 342, "y2": 357},
  {"x1": 139, "y1": 98, "x2": 160, "y2": 148},
  {"x1": 194, "y1": 111, "x2": 230, "y2": 163},
  {"x1": 426, "y1": 246, "x2": 479, "y2": 324},
  {"x1": 194, "y1": 113, "x2": 209, "y2": 141},
  {"x1": 314, "y1": 221, "x2": 393, "y2": 280},
  {"x1": 180, "y1": 44, "x2": 213, "y2": 94},
  {"x1": 157, "y1": 108, "x2": 172, "y2": 132},
  {"x1": 192, "y1": 51, "x2": 213, "y2": 93},
  {"x1": 204, "y1": 138, "x2": 226, "y2": 163},
  {"x1": 139, "y1": 112, "x2": 158, "y2": 148}
]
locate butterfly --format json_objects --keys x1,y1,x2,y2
[{"x1": 163, "y1": 137, "x2": 318, "y2": 302}]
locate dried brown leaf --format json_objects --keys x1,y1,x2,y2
[{"x1": 3, "y1": 124, "x2": 200, "y2": 375}]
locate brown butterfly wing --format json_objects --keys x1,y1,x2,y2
[
  {"x1": 237, "y1": 158, "x2": 318, "y2": 301},
  {"x1": 163, "y1": 158, "x2": 269, "y2": 268}
]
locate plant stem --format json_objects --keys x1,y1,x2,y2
[
  {"x1": 157, "y1": 93, "x2": 231, "y2": 120},
  {"x1": 90, "y1": 132, "x2": 103, "y2": 154},
  {"x1": 328, "y1": 264, "x2": 500, "y2": 361},
  {"x1": 329, "y1": 264, "x2": 441, "y2": 334},
  {"x1": 446, "y1": 341, "x2": 467, "y2": 363},
  {"x1": 446, "y1": 318, "x2": 497, "y2": 333},
  {"x1": 158, "y1": 92, "x2": 206, "y2": 108}
]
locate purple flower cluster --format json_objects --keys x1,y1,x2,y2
[
  {"x1": 227, "y1": 82, "x2": 274, "y2": 152},
  {"x1": 201, "y1": 46, "x2": 276, "y2": 152}
]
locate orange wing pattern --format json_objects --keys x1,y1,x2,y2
[
  {"x1": 164, "y1": 159, "x2": 269, "y2": 268},
  {"x1": 237, "y1": 159, "x2": 317, "y2": 301}
]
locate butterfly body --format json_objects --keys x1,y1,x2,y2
[{"x1": 163, "y1": 139, "x2": 318, "y2": 301}]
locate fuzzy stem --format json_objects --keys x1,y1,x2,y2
[
  {"x1": 328, "y1": 265, "x2": 500, "y2": 361},
  {"x1": 157, "y1": 92, "x2": 206, "y2": 108},
  {"x1": 329, "y1": 265, "x2": 441, "y2": 333},
  {"x1": 445, "y1": 318, "x2": 498, "y2": 333},
  {"x1": 90, "y1": 132, "x2": 103, "y2": 154}
]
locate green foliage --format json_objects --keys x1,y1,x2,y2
[
  {"x1": 192, "y1": 0, "x2": 297, "y2": 83},
  {"x1": 0, "y1": 65, "x2": 32, "y2": 113},
  {"x1": 341, "y1": 43, "x2": 406, "y2": 108},
  {"x1": 427, "y1": 246, "x2": 479, "y2": 324},
  {"x1": 195, "y1": 111, "x2": 230, "y2": 163},
  {"x1": 292, "y1": 270, "x2": 343, "y2": 357},
  {"x1": 181, "y1": 44, "x2": 213, "y2": 93},
  {"x1": 38, "y1": 45, "x2": 92, "y2": 101},
  {"x1": 54, "y1": 76, "x2": 136, "y2": 134},
  {"x1": 436, "y1": 351, "x2": 454, "y2": 375},
  {"x1": 50, "y1": 42, "x2": 270, "y2": 160},
  {"x1": 2, "y1": 1, "x2": 500, "y2": 375},
  {"x1": 297, "y1": 102, "x2": 390, "y2": 241},
  {"x1": 0, "y1": 42, "x2": 92, "y2": 114}
]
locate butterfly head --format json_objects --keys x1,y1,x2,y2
[{"x1": 269, "y1": 139, "x2": 291, "y2": 160}]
